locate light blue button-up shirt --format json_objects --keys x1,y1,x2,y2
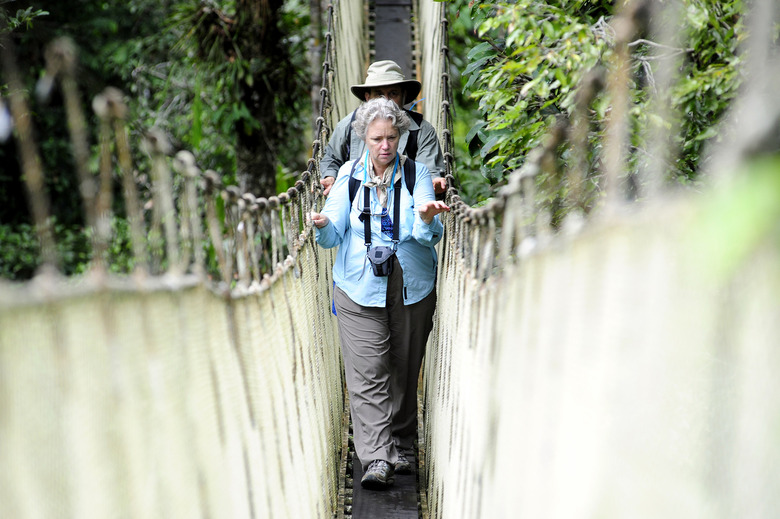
[{"x1": 315, "y1": 157, "x2": 443, "y2": 307}]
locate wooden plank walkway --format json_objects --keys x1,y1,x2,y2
[
  {"x1": 371, "y1": 0, "x2": 415, "y2": 83},
  {"x1": 350, "y1": 450, "x2": 420, "y2": 518}
]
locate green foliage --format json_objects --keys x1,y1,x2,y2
[
  {"x1": 445, "y1": 2, "x2": 500, "y2": 205},
  {"x1": 160, "y1": 0, "x2": 313, "y2": 191},
  {"x1": 105, "y1": 217, "x2": 135, "y2": 274},
  {"x1": 463, "y1": 1, "x2": 612, "y2": 175},
  {"x1": 1, "y1": 0, "x2": 315, "y2": 278},
  {"x1": 0, "y1": 5, "x2": 48, "y2": 34},
  {"x1": 0, "y1": 223, "x2": 40, "y2": 279},
  {"x1": 457, "y1": 0, "x2": 747, "y2": 206},
  {"x1": 96, "y1": 0, "x2": 241, "y2": 178},
  {"x1": 669, "y1": 0, "x2": 745, "y2": 181},
  {"x1": 0, "y1": 214, "x2": 224, "y2": 280},
  {"x1": 0, "y1": 220, "x2": 90, "y2": 279},
  {"x1": 276, "y1": 163, "x2": 300, "y2": 194}
]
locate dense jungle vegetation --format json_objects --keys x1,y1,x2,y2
[
  {"x1": 0, "y1": 0, "x2": 748, "y2": 278},
  {"x1": 449, "y1": 0, "x2": 746, "y2": 206},
  {"x1": 1, "y1": 0, "x2": 313, "y2": 277}
]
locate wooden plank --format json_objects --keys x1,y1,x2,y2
[
  {"x1": 373, "y1": 5, "x2": 414, "y2": 82},
  {"x1": 375, "y1": 0, "x2": 413, "y2": 6}
]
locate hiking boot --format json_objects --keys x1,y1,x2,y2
[
  {"x1": 361, "y1": 460, "x2": 395, "y2": 490},
  {"x1": 394, "y1": 450, "x2": 413, "y2": 474}
]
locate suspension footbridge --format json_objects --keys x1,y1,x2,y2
[{"x1": 2, "y1": 1, "x2": 780, "y2": 518}]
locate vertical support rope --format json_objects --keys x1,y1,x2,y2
[
  {"x1": 143, "y1": 129, "x2": 178, "y2": 273},
  {"x1": 45, "y1": 38, "x2": 98, "y2": 236},
  {"x1": 602, "y1": 2, "x2": 650, "y2": 208},
  {"x1": 203, "y1": 170, "x2": 229, "y2": 284},
  {"x1": 173, "y1": 150, "x2": 206, "y2": 277},
  {"x1": 107, "y1": 88, "x2": 150, "y2": 277},
  {"x1": 93, "y1": 91, "x2": 115, "y2": 275},
  {"x1": 0, "y1": 34, "x2": 59, "y2": 273}
]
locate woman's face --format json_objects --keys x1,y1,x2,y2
[{"x1": 366, "y1": 118, "x2": 400, "y2": 172}]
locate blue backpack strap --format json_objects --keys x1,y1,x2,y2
[
  {"x1": 404, "y1": 110, "x2": 423, "y2": 160},
  {"x1": 360, "y1": 186, "x2": 371, "y2": 249},
  {"x1": 347, "y1": 159, "x2": 361, "y2": 205},
  {"x1": 403, "y1": 157, "x2": 415, "y2": 196},
  {"x1": 392, "y1": 179, "x2": 401, "y2": 244}
]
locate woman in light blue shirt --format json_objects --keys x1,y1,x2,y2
[{"x1": 311, "y1": 98, "x2": 449, "y2": 490}]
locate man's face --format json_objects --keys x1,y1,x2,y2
[
  {"x1": 366, "y1": 118, "x2": 400, "y2": 172},
  {"x1": 364, "y1": 86, "x2": 404, "y2": 107}
]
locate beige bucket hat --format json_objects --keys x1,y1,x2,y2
[{"x1": 350, "y1": 60, "x2": 422, "y2": 102}]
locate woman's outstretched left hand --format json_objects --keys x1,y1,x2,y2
[{"x1": 417, "y1": 201, "x2": 450, "y2": 224}]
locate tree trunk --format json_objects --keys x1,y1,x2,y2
[{"x1": 235, "y1": 0, "x2": 286, "y2": 198}]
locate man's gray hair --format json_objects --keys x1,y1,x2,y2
[{"x1": 352, "y1": 97, "x2": 411, "y2": 140}]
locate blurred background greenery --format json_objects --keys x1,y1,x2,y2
[{"x1": 0, "y1": 0, "x2": 753, "y2": 278}]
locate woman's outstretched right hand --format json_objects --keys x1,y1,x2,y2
[{"x1": 310, "y1": 212, "x2": 330, "y2": 229}]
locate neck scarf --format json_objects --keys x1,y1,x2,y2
[{"x1": 364, "y1": 153, "x2": 405, "y2": 208}]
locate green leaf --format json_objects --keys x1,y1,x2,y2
[
  {"x1": 467, "y1": 41, "x2": 496, "y2": 60},
  {"x1": 687, "y1": 3, "x2": 709, "y2": 29},
  {"x1": 694, "y1": 126, "x2": 718, "y2": 141},
  {"x1": 481, "y1": 135, "x2": 501, "y2": 158},
  {"x1": 464, "y1": 55, "x2": 493, "y2": 76},
  {"x1": 465, "y1": 121, "x2": 488, "y2": 144}
]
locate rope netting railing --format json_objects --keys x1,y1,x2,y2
[
  {"x1": 421, "y1": 1, "x2": 780, "y2": 518},
  {"x1": 0, "y1": 1, "x2": 374, "y2": 517}
]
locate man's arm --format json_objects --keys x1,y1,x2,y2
[
  {"x1": 319, "y1": 112, "x2": 354, "y2": 196},
  {"x1": 415, "y1": 119, "x2": 447, "y2": 194}
]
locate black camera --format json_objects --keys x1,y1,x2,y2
[{"x1": 367, "y1": 246, "x2": 395, "y2": 277}]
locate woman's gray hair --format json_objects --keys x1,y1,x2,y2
[{"x1": 352, "y1": 97, "x2": 411, "y2": 140}]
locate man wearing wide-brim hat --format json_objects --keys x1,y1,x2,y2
[{"x1": 319, "y1": 60, "x2": 446, "y2": 196}]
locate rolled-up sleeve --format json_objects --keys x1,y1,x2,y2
[{"x1": 413, "y1": 214, "x2": 443, "y2": 246}]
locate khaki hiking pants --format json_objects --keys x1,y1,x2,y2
[{"x1": 333, "y1": 257, "x2": 436, "y2": 470}]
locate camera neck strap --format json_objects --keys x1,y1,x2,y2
[{"x1": 359, "y1": 179, "x2": 402, "y2": 252}]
